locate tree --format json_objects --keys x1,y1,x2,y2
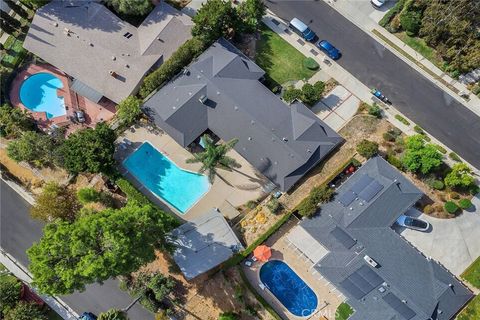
[
  {"x1": 117, "y1": 96, "x2": 142, "y2": 124},
  {"x1": 444, "y1": 163, "x2": 475, "y2": 189},
  {"x1": 282, "y1": 87, "x2": 302, "y2": 104},
  {"x1": 128, "y1": 272, "x2": 176, "y2": 313},
  {"x1": 237, "y1": 0, "x2": 266, "y2": 33},
  {"x1": 6, "y1": 131, "x2": 54, "y2": 166},
  {"x1": 4, "y1": 302, "x2": 46, "y2": 320},
  {"x1": 356, "y1": 139, "x2": 379, "y2": 159},
  {"x1": 31, "y1": 182, "x2": 80, "y2": 222},
  {"x1": 186, "y1": 134, "x2": 240, "y2": 183},
  {"x1": 58, "y1": 122, "x2": 116, "y2": 175},
  {"x1": 0, "y1": 104, "x2": 35, "y2": 138},
  {"x1": 400, "y1": 9, "x2": 422, "y2": 36},
  {"x1": 192, "y1": 0, "x2": 238, "y2": 42},
  {"x1": 98, "y1": 309, "x2": 129, "y2": 320},
  {"x1": 0, "y1": 278, "x2": 21, "y2": 316},
  {"x1": 218, "y1": 312, "x2": 238, "y2": 320},
  {"x1": 27, "y1": 205, "x2": 172, "y2": 295},
  {"x1": 77, "y1": 187, "x2": 102, "y2": 205},
  {"x1": 401, "y1": 135, "x2": 442, "y2": 174},
  {"x1": 105, "y1": 0, "x2": 152, "y2": 16}
]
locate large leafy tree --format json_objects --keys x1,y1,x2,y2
[
  {"x1": 117, "y1": 96, "x2": 142, "y2": 124},
  {"x1": 7, "y1": 131, "x2": 54, "y2": 167},
  {"x1": 27, "y1": 205, "x2": 173, "y2": 295},
  {"x1": 4, "y1": 302, "x2": 46, "y2": 320},
  {"x1": 0, "y1": 104, "x2": 35, "y2": 139},
  {"x1": 105, "y1": 0, "x2": 152, "y2": 16},
  {"x1": 58, "y1": 122, "x2": 116, "y2": 175},
  {"x1": 98, "y1": 309, "x2": 128, "y2": 320},
  {"x1": 186, "y1": 134, "x2": 240, "y2": 183},
  {"x1": 0, "y1": 278, "x2": 22, "y2": 316},
  {"x1": 192, "y1": 0, "x2": 239, "y2": 42},
  {"x1": 31, "y1": 182, "x2": 81, "y2": 222},
  {"x1": 127, "y1": 272, "x2": 176, "y2": 313},
  {"x1": 444, "y1": 163, "x2": 475, "y2": 189},
  {"x1": 237, "y1": 0, "x2": 266, "y2": 33},
  {"x1": 401, "y1": 135, "x2": 442, "y2": 174}
]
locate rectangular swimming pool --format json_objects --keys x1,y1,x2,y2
[{"x1": 123, "y1": 142, "x2": 210, "y2": 213}]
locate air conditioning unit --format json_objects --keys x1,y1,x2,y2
[{"x1": 364, "y1": 255, "x2": 379, "y2": 268}]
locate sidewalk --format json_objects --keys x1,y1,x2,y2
[
  {"x1": 320, "y1": 0, "x2": 480, "y2": 118},
  {"x1": 262, "y1": 10, "x2": 480, "y2": 175}
]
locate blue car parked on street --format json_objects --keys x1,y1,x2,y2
[{"x1": 316, "y1": 40, "x2": 341, "y2": 60}]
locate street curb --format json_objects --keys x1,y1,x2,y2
[{"x1": 0, "y1": 175, "x2": 35, "y2": 205}]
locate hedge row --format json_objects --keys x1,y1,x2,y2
[
  {"x1": 139, "y1": 37, "x2": 207, "y2": 99},
  {"x1": 116, "y1": 178, "x2": 151, "y2": 207},
  {"x1": 379, "y1": 0, "x2": 406, "y2": 27}
]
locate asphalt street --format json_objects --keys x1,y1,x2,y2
[
  {"x1": 265, "y1": 0, "x2": 480, "y2": 169},
  {"x1": 0, "y1": 179, "x2": 154, "y2": 320}
]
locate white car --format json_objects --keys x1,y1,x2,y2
[
  {"x1": 396, "y1": 215, "x2": 430, "y2": 232},
  {"x1": 371, "y1": 0, "x2": 387, "y2": 8}
]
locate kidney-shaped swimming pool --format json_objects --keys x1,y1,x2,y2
[{"x1": 260, "y1": 260, "x2": 318, "y2": 317}]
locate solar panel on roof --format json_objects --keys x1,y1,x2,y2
[
  {"x1": 339, "y1": 278, "x2": 365, "y2": 300},
  {"x1": 339, "y1": 264, "x2": 384, "y2": 300},
  {"x1": 330, "y1": 227, "x2": 356, "y2": 249},
  {"x1": 383, "y1": 293, "x2": 416, "y2": 320},
  {"x1": 356, "y1": 265, "x2": 383, "y2": 287},
  {"x1": 339, "y1": 190, "x2": 356, "y2": 207},
  {"x1": 358, "y1": 180, "x2": 384, "y2": 202},
  {"x1": 350, "y1": 174, "x2": 374, "y2": 194}
]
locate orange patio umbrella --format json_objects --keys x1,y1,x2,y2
[{"x1": 254, "y1": 245, "x2": 272, "y2": 262}]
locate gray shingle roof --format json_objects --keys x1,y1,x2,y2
[
  {"x1": 171, "y1": 208, "x2": 243, "y2": 280},
  {"x1": 23, "y1": 0, "x2": 193, "y2": 103},
  {"x1": 143, "y1": 39, "x2": 343, "y2": 191},
  {"x1": 299, "y1": 157, "x2": 473, "y2": 320}
]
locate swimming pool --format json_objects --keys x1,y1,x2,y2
[
  {"x1": 260, "y1": 260, "x2": 318, "y2": 317},
  {"x1": 19, "y1": 72, "x2": 66, "y2": 119},
  {"x1": 123, "y1": 142, "x2": 210, "y2": 213}
]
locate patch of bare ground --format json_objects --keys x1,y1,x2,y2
[{"x1": 139, "y1": 251, "x2": 274, "y2": 320}]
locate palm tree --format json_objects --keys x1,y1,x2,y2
[{"x1": 186, "y1": 134, "x2": 241, "y2": 183}]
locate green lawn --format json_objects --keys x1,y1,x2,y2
[
  {"x1": 336, "y1": 302, "x2": 354, "y2": 320},
  {"x1": 255, "y1": 24, "x2": 316, "y2": 87},
  {"x1": 461, "y1": 256, "x2": 480, "y2": 289},
  {"x1": 457, "y1": 294, "x2": 480, "y2": 320},
  {"x1": 396, "y1": 32, "x2": 447, "y2": 72}
]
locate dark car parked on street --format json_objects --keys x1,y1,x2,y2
[{"x1": 316, "y1": 40, "x2": 341, "y2": 60}]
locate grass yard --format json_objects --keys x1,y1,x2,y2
[
  {"x1": 457, "y1": 294, "x2": 480, "y2": 320},
  {"x1": 336, "y1": 302, "x2": 354, "y2": 320},
  {"x1": 461, "y1": 256, "x2": 480, "y2": 289},
  {"x1": 255, "y1": 24, "x2": 315, "y2": 87},
  {"x1": 396, "y1": 32, "x2": 446, "y2": 72}
]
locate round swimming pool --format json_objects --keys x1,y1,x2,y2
[
  {"x1": 19, "y1": 72, "x2": 66, "y2": 119},
  {"x1": 260, "y1": 260, "x2": 318, "y2": 317}
]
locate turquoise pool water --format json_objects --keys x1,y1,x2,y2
[
  {"x1": 19, "y1": 72, "x2": 66, "y2": 119},
  {"x1": 260, "y1": 260, "x2": 318, "y2": 317},
  {"x1": 123, "y1": 142, "x2": 210, "y2": 213}
]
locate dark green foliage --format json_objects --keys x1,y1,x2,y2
[
  {"x1": 379, "y1": 0, "x2": 406, "y2": 27},
  {"x1": 282, "y1": 87, "x2": 302, "y2": 103},
  {"x1": 98, "y1": 309, "x2": 128, "y2": 320},
  {"x1": 402, "y1": 135, "x2": 442, "y2": 174},
  {"x1": 458, "y1": 198, "x2": 473, "y2": 210},
  {"x1": 435, "y1": 144, "x2": 447, "y2": 154},
  {"x1": 413, "y1": 125, "x2": 424, "y2": 134},
  {"x1": 4, "y1": 302, "x2": 46, "y2": 320},
  {"x1": 400, "y1": 9, "x2": 422, "y2": 36},
  {"x1": 368, "y1": 103, "x2": 382, "y2": 118},
  {"x1": 395, "y1": 114, "x2": 410, "y2": 125},
  {"x1": 0, "y1": 277, "x2": 22, "y2": 316},
  {"x1": 0, "y1": 104, "x2": 35, "y2": 139},
  {"x1": 116, "y1": 96, "x2": 142, "y2": 125},
  {"x1": 303, "y1": 57, "x2": 319, "y2": 70},
  {"x1": 219, "y1": 312, "x2": 238, "y2": 320},
  {"x1": 266, "y1": 197, "x2": 281, "y2": 214},
  {"x1": 77, "y1": 187, "x2": 102, "y2": 205},
  {"x1": 139, "y1": 37, "x2": 206, "y2": 98},
  {"x1": 297, "y1": 185, "x2": 333, "y2": 217},
  {"x1": 116, "y1": 178, "x2": 151, "y2": 207},
  {"x1": 7, "y1": 131, "x2": 54, "y2": 167},
  {"x1": 127, "y1": 272, "x2": 176, "y2": 313},
  {"x1": 246, "y1": 200, "x2": 257, "y2": 209},
  {"x1": 386, "y1": 153, "x2": 403, "y2": 170},
  {"x1": 444, "y1": 201, "x2": 459, "y2": 214},
  {"x1": 237, "y1": 0, "x2": 266, "y2": 33},
  {"x1": 19, "y1": 0, "x2": 50, "y2": 9},
  {"x1": 301, "y1": 82, "x2": 324, "y2": 106},
  {"x1": 192, "y1": 0, "x2": 238, "y2": 42},
  {"x1": 383, "y1": 132, "x2": 396, "y2": 142},
  {"x1": 449, "y1": 152, "x2": 461, "y2": 162},
  {"x1": 105, "y1": 0, "x2": 152, "y2": 16},
  {"x1": 27, "y1": 205, "x2": 174, "y2": 295},
  {"x1": 58, "y1": 122, "x2": 116, "y2": 175},
  {"x1": 356, "y1": 139, "x2": 379, "y2": 159},
  {"x1": 31, "y1": 182, "x2": 81, "y2": 222}
]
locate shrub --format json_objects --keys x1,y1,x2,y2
[
  {"x1": 432, "y1": 180, "x2": 444, "y2": 190},
  {"x1": 77, "y1": 187, "x2": 101, "y2": 205},
  {"x1": 139, "y1": 37, "x2": 207, "y2": 98},
  {"x1": 423, "y1": 205, "x2": 433, "y2": 214},
  {"x1": 266, "y1": 197, "x2": 281, "y2": 214},
  {"x1": 116, "y1": 96, "x2": 142, "y2": 124},
  {"x1": 379, "y1": 0, "x2": 406, "y2": 27},
  {"x1": 458, "y1": 199, "x2": 473, "y2": 210},
  {"x1": 116, "y1": 178, "x2": 150, "y2": 207},
  {"x1": 0, "y1": 277, "x2": 22, "y2": 315},
  {"x1": 413, "y1": 125, "x2": 424, "y2": 134},
  {"x1": 383, "y1": 132, "x2": 395, "y2": 142},
  {"x1": 444, "y1": 201, "x2": 459, "y2": 214},
  {"x1": 395, "y1": 114, "x2": 410, "y2": 125},
  {"x1": 368, "y1": 103, "x2": 382, "y2": 118},
  {"x1": 98, "y1": 309, "x2": 128, "y2": 320},
  {"x1": 386, "y1": 153, "x2": 403, "y2": 170},
  {"x1": 449, "y1": 152, "x2": 461, "y2": 162},
  {"x1": 389, "y1": 127, "x2": 403, "y2": 138},
  {"x1": 444, "y1": 163, "x2": 475, "y2": 189},
  {"x1": 301, "y1": 83, "x2": 318, "y2": 106},
  {"x1": 4, "y1": 301, "x2": 47, "y2": 320},
  {"x1": 449, "y1": 192, "x2": 460, "y2": 200},
  {"x1": 435, "y1": 145, "x2": 447, "y2": 154},
  {"x1": 402, "y1": 135, "x2": 442, "y2": 174},
  {"x1": 303, "y1": 57, "x2": 319, "y2": 70},
  {"x1": 246, "y1": 200, "x2": 257, "y2": 209},
  {"x1": 282, "y1": 87, "x2": 302, "y2": 104},
  {"x1": 400, "y1": 10, "x2": 422, "y2": 36},
  {"x1": 356, "y1": 139, "x2": 379, "y2": 159},
  {"x1": 358, "y1": 102, "x2": 369, "y2": 113},
  {"x1": 296, "y1": 197, "x2": 317, "y2": 217}
]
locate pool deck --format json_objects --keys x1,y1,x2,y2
[
  {"x1": 115, "y1": 126, "x2": 269, "y2": 222},
  {"x1": 9, "y1": 63, "x2": 115, "y2": 132},
  {"x1": 242, "y1": 218, "x2": 344, "y2": 320}
]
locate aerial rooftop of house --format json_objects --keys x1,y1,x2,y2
[
  {"x1": 143, "y1": 38, "x2": 343, "y2": 191},
  {"x1": 291, "y1": 157, "x2": 473, "y2": 320},
  {"x1": 171, "y1": 208, "x2": 244, "y2": 280},
  {"x1": 23, "y1": 0, "x2": 193, "y2": 104}
]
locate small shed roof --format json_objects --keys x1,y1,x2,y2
[
  {"x1": 171, "y1": 209, "x2": 243, "y2": 280},
  {"x1": 286, "y1": 224, "x2": 329, "y2": 264}
]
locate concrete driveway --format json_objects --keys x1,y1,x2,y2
[{"x1": 393, "y1": 195, "x2": 480, "y2": 276}]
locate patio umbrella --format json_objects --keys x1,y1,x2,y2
[{"x1": 254, "y1": 245, "x2": 272, "y2": 262}]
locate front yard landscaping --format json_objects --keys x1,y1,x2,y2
[
  {"x1": 336, "y1": 302, "x2": 354, "y2": 320},
  {"x1": 461, "y1": 257, "x2": 480, "y2": 289},
  {"x1": 255, "y1": 24, "x2": 316, "y2": 87},
  {"x1": 457, "y1": 295, "x2": 480, "y2": 320}
]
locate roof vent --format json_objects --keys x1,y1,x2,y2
[
  {"x1": 364, "y1": 255, "x2": 379, "y2": 268},
  {"x1": 112, "y1": 56, "x2": 116, "y2": 61},
  {"x1": 125, "y1": 64, "x2": 129, "y2": 68},
  {"x1": 307, "y1": 148, "x2": 311, "y2": 153},
  {"x1": 282, "y1": 137, "x2": 288, "y2": 142},
  {"x1": 198, "y1": 95, "x2": 208, "y2": 104},
  {"x1": 248, "y1": 137, "x2": 252, "y2": 141},
  {"x1": 402, "y1": 300, "x2": 407, "y2": 304},
  {"x1": 251, "y1": 120, "x2": 255, "y2": 125},
  {"x1": 53, "y1": 22, "x2": 58, "y2": 27},
  {"x1": 234, "y1": 106, "x2": 238, "y2": 111},
  {"x1": 89, "y1": 42, "x2": 94, "y2": 47},
  {"x1": 183, "y1": 69, "x2": 190, "y2": 76}
]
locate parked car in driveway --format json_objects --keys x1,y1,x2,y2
[
  {"x1": 289, "y1": 18, "x2": 317, "y2": 42},
  {"x1": 316, "y1": 40, "x2": 341, "y2": 60},
  {"x1": 396, "y1": 215, "x2": 430, "y2": 231},
  {"x1": 371, "y1": 0, "x2": 387, "y2": 8},
  {"x1": 75, "y1": 110, "x2": 86, "y2": 123}
]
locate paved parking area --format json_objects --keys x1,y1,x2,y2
[{"x1": 394, "y1": 196, "x2": 480, "y2": 276}]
